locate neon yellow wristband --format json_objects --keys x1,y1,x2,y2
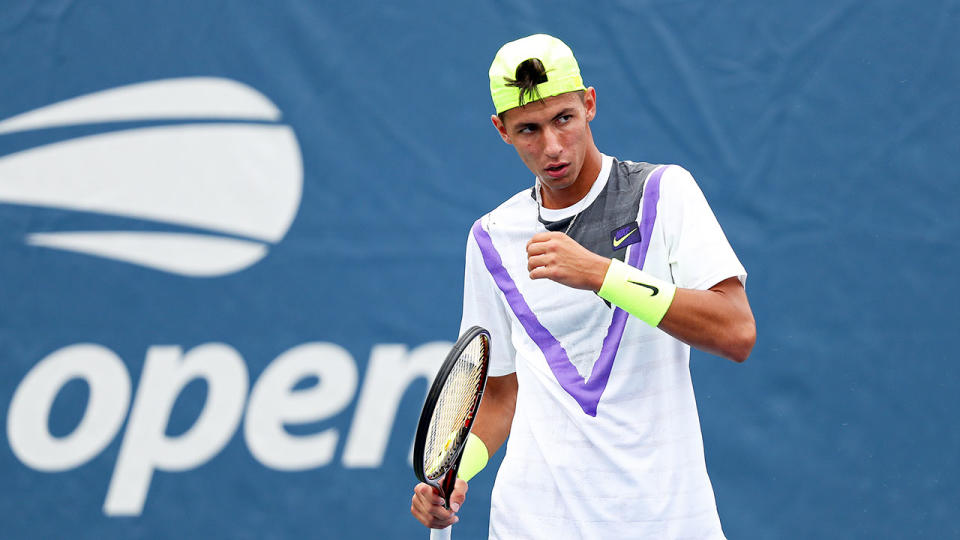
[
  {"x1": 597, "y1": 259, "x2": 677, "y2": 327},
  {"x1": 456, "y1": 432, "x2": 489, "y2": 482}
]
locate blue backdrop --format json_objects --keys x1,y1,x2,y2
[{"x1": 1, "y1": 1, "x2": 957, "y2": 538}]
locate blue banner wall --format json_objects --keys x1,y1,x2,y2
[{"x1": 1, "y1": 1, "x2": 957, "y2": 538}]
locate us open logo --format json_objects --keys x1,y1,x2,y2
[
  {"x1": 2, "y1": 79, "x2": 447, "y2": 519},
  {"x1": 0, "y1": 77, "x2": 303, "y2": 277}
]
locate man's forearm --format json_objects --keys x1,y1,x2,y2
[
  {"x1": 593, "y1": 254, "x2": 755, "y2": 363},
  {"x1": 658, "y1": 276, "x2": 756, "y2": 363},
  {"x1": 470, "y1": 373, "x2": 518, "y2": 456}
]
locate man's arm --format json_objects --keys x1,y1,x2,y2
[
  {"x1": 470, "y1": 372, "x2": 518, "y2": 455},
  {"x1": 526, "y1": 232, "x2": 755, "y2": 363},
  {"x1": 410, "y1": 373, "x2": 518, "y2": 529},
  {"x1": 660, "y1": 276, "x2": 754, "y2": 363}
]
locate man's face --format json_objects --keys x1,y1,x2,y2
[{"x1": 492, "y1": 89, "x2": 597, "y2": 205}]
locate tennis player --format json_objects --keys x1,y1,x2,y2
[{"x1": 411, "y1": 34, "x2": 755, "y2": 539}]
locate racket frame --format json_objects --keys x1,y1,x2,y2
[{"x1": 413, "y1": 326, "x2": 491, "y2": 509}]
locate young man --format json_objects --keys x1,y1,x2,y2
[{"x1": 412, "y1": 34, "x2": 755, "y2": 539}]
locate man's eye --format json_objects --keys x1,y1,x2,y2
[{"x1": 558, "y1": 115, "x2": 573, "y2": 124}]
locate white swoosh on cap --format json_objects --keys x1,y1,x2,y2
[{"x1": 0, "y1": 77, "x2": 280, "y2": 135}]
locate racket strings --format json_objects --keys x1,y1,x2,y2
[{"x1": 423, "y1": 336, "x2": 487, "y2": 480}]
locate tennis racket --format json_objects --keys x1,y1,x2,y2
[{"x1": 413, "y1": 326, "x2": 491, "y2": 540}]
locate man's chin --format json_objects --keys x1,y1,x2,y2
[{"x1": 539, "y1": 174, "x2": 575, "y2": 190}]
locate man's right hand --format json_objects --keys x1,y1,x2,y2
[{"x1": 410, "y1": 479, "x2": 468, "y2": 529}]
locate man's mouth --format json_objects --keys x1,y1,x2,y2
[{"x1": 544, "y1": 162, "x2": 569, "y2": 178}]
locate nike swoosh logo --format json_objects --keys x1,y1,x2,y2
[
  {"x1": 612, "y1": 228, "x2": 637, "y2": 247},
  {"x1": 627, "y1": 279, "x2": 659, "y2": 296}
]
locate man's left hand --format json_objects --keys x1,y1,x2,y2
[{"x1": 526, "y1": 232, "x2": 610, "y2": 291}]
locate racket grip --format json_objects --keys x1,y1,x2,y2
[{"x1": 430, "y1": 526, "x2": 452, "y2": 540}]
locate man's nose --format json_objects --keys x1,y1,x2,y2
[{"x1": 543, "y1": 127, "x2": 562, "y2": 158}]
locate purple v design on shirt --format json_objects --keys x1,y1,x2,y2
[{"x1": 471, "y1": 165, "x2": 666, "y2": 416}]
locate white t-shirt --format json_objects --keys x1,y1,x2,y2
[{"x1": 460, "y1": 155, "x2": 746, "y2": 539}]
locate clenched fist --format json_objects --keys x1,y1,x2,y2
[{"x1": 526, "y1": 232, "x2": 611, "y2": 291}]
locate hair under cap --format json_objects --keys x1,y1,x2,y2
[{"x1": 489, "y1": 34, "x2": 586, "y2": 114}]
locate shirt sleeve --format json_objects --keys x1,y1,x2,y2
[
  {"x1": 459, "y1": 228, "x2": 517, "y2": 376},
  {"x1": 659, "y1": 166, "x2": 747, "y2": 291}
]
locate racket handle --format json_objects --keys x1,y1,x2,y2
[{"x1": 430, "y1": 525, "x2": 452, "y2": 540}]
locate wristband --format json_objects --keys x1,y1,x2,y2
[
  {"x1": 456, "y1": 432, "x2": 489, "y2": 482},
  {"x1": 597, "y1": 258, "x2": 677, "y2": 327}
]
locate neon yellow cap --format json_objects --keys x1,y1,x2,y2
[{"x1": 489, "y1": 34, "x2": 586, "y2": 114}]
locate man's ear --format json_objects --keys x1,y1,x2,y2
[
  {"x1": 491, "y1": 114, "x2": 511, "y2": 144},
  {"x1": 583, "y1": 87, "x2": 597, "y2": 122}
]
